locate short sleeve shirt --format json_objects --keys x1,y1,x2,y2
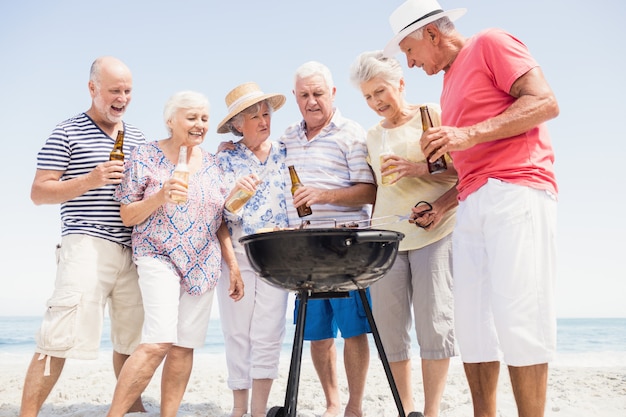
[
  {"x1": 217, "y1": 140, "x2": 289, "y2": 254},
  {"x1": 366, "y1": 106, "x2": 457, "y2": 251},
  {"x1": 443, "y1": 29, "x2": 558, "y2": 200},
  {"x1": 35, "y1": 113, "x2": 146, "y2": 245},
  {"x1": 281, "y1": 109, "x2": 374, "y2": 226}
]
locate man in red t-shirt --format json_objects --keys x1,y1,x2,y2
[{"x1": 384, "y1": 1, "x2": 560, "y2": 417}]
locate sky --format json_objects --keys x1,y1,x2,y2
[{"x1": 0, "y1": 0, "x2": 624, "y2": 319}]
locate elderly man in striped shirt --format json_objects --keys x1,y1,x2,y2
[{"x1": 20, "y1": 56, "x2": 146, "y2": 417}]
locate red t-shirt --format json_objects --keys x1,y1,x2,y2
[{"x1": 442, "y1": 28, "x2": 558, "y2": 201}]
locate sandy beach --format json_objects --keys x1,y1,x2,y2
[{"x1": 1, "y1": 349, "x2": 625, "y2": 417}]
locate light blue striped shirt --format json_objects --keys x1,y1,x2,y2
[{"x1": 281, "y1": 109, "x2": 374, "y2": 227}]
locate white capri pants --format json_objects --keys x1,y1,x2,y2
[
  {"x1": 453, "y1": 178, "x2": 557, "y2": 366},
  {"x1": 218, "y1": 251, "x2": 289, "y2": 390}
]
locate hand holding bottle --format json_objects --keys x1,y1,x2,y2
[
  {"x1": 420, "y1": 105, "x2": 447, "y2": 174},
  {"x1": 225, "y1": 173, "x2": 262, "y2": 213},
  {"x1": 288, "y1": 165, "x2": 312, "y2": 217}
]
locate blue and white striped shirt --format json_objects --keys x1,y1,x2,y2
[
  {"x1": 35, "y1": 113, "x2": 146, "y2": 246},
  {"x1": 281, "y1": 108, "x2": 374, "y2": 227}
]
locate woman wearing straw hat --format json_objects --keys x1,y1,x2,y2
[{"x1": 216, "y1": 82, "x2": 289, "y2": 417}]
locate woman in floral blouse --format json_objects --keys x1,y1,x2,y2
[
  {"x1": 106, "y1": 90, "x2": 244, "y2": 417},
  {"x1": 216, "y1": 82, "x2": 289, "y2": 417}
]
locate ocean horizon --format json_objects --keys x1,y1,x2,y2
[{"x1": 1, "y1": 316, "x2": 625, "y2": 368}]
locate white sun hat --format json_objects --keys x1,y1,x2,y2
[{"x1": 384, "y1": 0, "x2": 466, "y2": 57}]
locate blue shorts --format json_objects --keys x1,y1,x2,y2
[{"x1": 294, "y1": 289, "x2": 372, "y2": 340}]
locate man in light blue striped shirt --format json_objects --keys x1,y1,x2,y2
[
  {"x1": 282, "y1": 61, "x2": 376, "y2": 417},
  {"x1": 20, "y1": 56, "x2": 146, "y2": 417}
]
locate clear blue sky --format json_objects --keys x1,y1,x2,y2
[{"x1": 0, "y1": 0, "x2": 624, "y2": 318}]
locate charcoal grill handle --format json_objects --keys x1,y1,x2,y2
[{"x1": 352, "y1": 230, "x2": 402, "y2": 244}]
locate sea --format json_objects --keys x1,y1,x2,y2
[{"x1": 1, "y1": 317, "x2": 625, "y2": 368}]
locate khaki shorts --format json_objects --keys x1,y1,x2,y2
[{"x1": 35, "y1": 234, "x2": 143, "y2": 359}]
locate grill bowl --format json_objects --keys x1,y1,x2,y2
[{"x1": 239, "y1": 228, "x2": 404, "y2": 292}]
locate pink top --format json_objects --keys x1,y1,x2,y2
[
  {"x1": 442, "y1": 29, "x2": 558, "y2": 201},
  {"x1": 115, "y1": 142, "x2": 227, "y2": 295}
]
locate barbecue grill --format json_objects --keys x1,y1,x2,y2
[{"x1": 240, "y1": 227, "x2": 424, "y2": 417}]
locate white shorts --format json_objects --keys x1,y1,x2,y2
[
  {"x1": 35, "y1": 234, "x2": 143, "y2": 359},
  {"x1": 453, "y1": 179, "x2": 557, "y2": 366},
  {"x1": 136, "y1": 257, "x2": 214, "y2": 349}
]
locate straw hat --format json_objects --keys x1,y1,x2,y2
[
  {"x1": 217, "y1": 82, "x2": 286, "y2": 134},
  {"x1": 383, "y1": 0, "x2": 466, "y2": 57}
]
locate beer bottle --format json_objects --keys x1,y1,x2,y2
[
  {"x1": 288, "y1": 165, "x2": 312, "y2": 217},
  {"x1": 420, "y1": 105, "x2": 447, "y2": 174},
  {"x1": 225, "y1": 171, "x2": 266, "y2": 213},
  {"x1": 109, "y1": 130, "x2": 125, "y2": 161},
  {"x1": 171, "y1": 146, "x2": 189, "y2": 204}
]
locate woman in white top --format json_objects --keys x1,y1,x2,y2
[{"x1": 350, "y1": 50, "x2": 458, "y2": 417}]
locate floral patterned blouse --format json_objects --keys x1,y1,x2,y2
[
  {"x1": 218, "y1": 140, "x2": 289, "y2": 254},
  {"x1": 115, "y1": 142, "x2": 228, "y2": 295}
]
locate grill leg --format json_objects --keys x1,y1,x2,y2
[
  {"x1": 283, "y1": 289, "x2": 309, "y2": 417},
  {"x1": 357, "y1": 288, "x2": 407, "y2": 417}
]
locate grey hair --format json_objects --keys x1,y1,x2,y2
[
  {"x1": 408, "y1": 16, "x2": 455, "y2": 41},
  {"x1": 89, "y1": 58, "x2": 103, "y2": 84},
  {"x1": 349, "y1": 50, "x2": 404, "y2": 89},
  {"x1": 224, "y1": 99, "x2": 274, "y2": 137},
  {"x1": 89, "y1": 56, "x2": 128, "y2": 86},
  {"x1": 294, "y1": 61, "x2": 334, "y2": 90},
  {"x1": 163, "y1": 91, "x2": 210, "y2": 134}
]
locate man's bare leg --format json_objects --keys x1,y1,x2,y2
[
  {"x1": 19, "y1": 354, "x2": 65, "y2": 417},
  {"x1": 509, "y1": 363, "x2": 548, "y2": 417},
  {"x1": 112, "y1": 350, "x2": 146, "y2": 413},
  {"x1": 310, "y1": 338, "x2": 341, "y2": 417},
  {"x1": 463, "y1": 361, "x2": 499, "y2": 417},
  {"x1": 343, "y1": 334, "x2": 369, "y2": 417}
]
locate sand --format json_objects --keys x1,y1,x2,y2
[{"x1": 1, "y1": 351, "x2": 625, "y2": 417}]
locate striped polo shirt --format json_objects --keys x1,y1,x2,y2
[
  {"x1": 281, "y1": 108, "x2": 374, "y2": 227},
  {"x1": 35, "y1": 113, "x2": 146, "y2": 246}
]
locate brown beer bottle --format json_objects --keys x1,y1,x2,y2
[
  {"x1": 109, "y1": 130, "x2": 125, "y2": 161},
  {"x1": 288, "y1": 165, "x2": 312, "y2": 217},
  {"x1": 420, "y1": 105, "x2": 447, "y2": 174}
]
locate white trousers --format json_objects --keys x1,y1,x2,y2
[
  {"x1": 217, "y1": 251, "x2": 289, "y2": 390},
  {"x1": 453, "y1": 179, "x2": 557, "y2": 366}
]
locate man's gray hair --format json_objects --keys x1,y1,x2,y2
[{"x1": 294, "y1": 61, "x2": 334, "y2": 90}]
